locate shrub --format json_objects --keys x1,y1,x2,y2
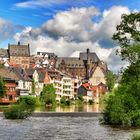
[
  {"x1": 102, "y1": 85, "x2": 140, "y2": 127},
  {"x1": 4, "y1": 105, "x2": 32, "y2": 119},
  {"x1": 131, "y1": 134, "x2": 140, "y2": 140},
  {"x1": 78, "y1": 95, "x2": 84, "y2": 102},
  {"x1": 60, "y1": 97, "x2": 66, "y2": 104},
  {"x1": 60, "y1": 97, "x2": 71, "y2": 106},
  {"x1": 4, "y1": 96, "x2": 37, "y2": 119},
  {"x1": 19, "y1": 96, "x2": 37, "y2": 107},
  {"x1": 88, "y1": 99, "x2": 94, "y2": 105}
]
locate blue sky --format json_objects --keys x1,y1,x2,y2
[
  {"x1": 0, "y1": 0, "x2": 140, "y2": 27},
  {"x1": 0, "y1": 0, "x2": 140, "y2": 72}
]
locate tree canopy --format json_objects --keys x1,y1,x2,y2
[
  {"x1": 103, "y1": 13, "x2": 140, "y2": 127},
  {"x1": 0, "y1": 78, "x2": 6, "y2": 98},
  {"x1": 105, "y1": 71, "x2": 116, "y2": 92},
  {"x1": 112, "y1": 13, "x2": 140, "y2": 63},
  {"x1": 41, "y1": 84, "x2": 56, "y2": 105}
]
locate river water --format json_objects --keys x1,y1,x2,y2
[{"x1": 0, "y1": 116, "x2": 139, "y2": 140}]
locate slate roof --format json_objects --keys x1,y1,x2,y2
[
  {"x1": 0, "y1": 67, "x2": 19, "y2": 81},
  {"x1": 12, "y1": 68, "x2": 31, "y2": 81},
  {"x1": 56, "y1": 57, "x2": 85, "y2": 68},
  {"x1": 25, "y1": 68, "x2": 47, "y2": 82},
  {"x1": 79, "y1": 52, "x2": 100, "y2": 62},
  {"x1": 8, "y1": 42, "x2": 30, "y2": 56}
]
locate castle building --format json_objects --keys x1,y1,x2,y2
[{"x1": 55, "y1": 49, "x2": 108, "y2": 84}]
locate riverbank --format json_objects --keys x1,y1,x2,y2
[
  {"x1": 0, "y1": 112, "x2": 101, "y2": 117},
  {"x1": 32, "y1": 112, "x2": 101, "y2": 117}
]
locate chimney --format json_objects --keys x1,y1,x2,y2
[
  {"x1": 87, "y1": 48, "x2": 90, "y2": 54},
  {"x1": 18, "y1": 41, "x2": 20, "y2": 45}
]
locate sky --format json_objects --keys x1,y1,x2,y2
[{"x1": 0, "y1": 0, "x2": 140, "y2": 73}]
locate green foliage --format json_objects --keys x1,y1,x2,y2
[
  {"x1": 103, "y1": 61, "x2": 140, "y2": 127},
  {"x1": 60, "y1": 97, "x2": 71, "y2": 106},
  {"x1": 78, "y1": 95, "x2": 84, "y2": 102},
  {"x1": 0, "y1": 77, "x2": 6, "y2": 98},
  {"x1": 32, "y1": 78, "x2": 36, "y2": 94},
  {"x1": 105, "y1": 71, "x2": 116, "y2": 92},
  {"x1": 112, "y1": 13, "x2": 140, "y2": 62},
  {"x1": 40, "y1": 84, "x2": 56, "y2": 105},
  {"x1": 131, "y1": 134, "x2": 140, "y2": 140},
  {"x1": 4, "y1": 96, "x2": 37, "y2": 119},
  {"x1": 88, "y1": 99, "x2": 94, "y2": 105},
  {"x1": 103, "y1": 13, "x2": 140, "y2": 127},
  {"x1": 60, "y1": 96, "x2": 66, "y2": 104},
  {"x1": 18, "y1": 96, "x2": 37, "y2": 108}
]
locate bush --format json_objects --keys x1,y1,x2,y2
[
  {"x1": 131, "y1": 134, "x2": 140, "y2": 140},
  {"x1": 78, "y1": 95, "x2": 84, "y2": 102},
  {"x1": 88, "y1": 99, "x2": 94, "y2": 105},
  {"x1": 60, "y1": 97, "x2": 66, "y2": 104},
  {"x1": 4, "y1": 105, "x2": 32, "y2": 119},
  {"x1": 60, "y1": 97, "x2": 71, "y2": 106},
  {"x1": 19, "y1": 96, "x2": 36, "y2": 106},
  {"x1": 102, "y1": 85, "x2": 140, "y2": 127},
  {"x1": 4, "y1": 96, "x2": 37, "y2": 119}
]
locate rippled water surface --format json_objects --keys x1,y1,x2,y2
[{"x1": 0, "y1": 116, "x2": 139, "y2": 140}]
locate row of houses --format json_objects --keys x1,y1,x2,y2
[
  {"x1": 0, "y1": 42, "x2": 109, "y2": 103},
  {"x1": 0, "y1": 67, "x2": 81, "y2": 103}
]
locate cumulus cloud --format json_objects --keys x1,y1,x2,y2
[
  {"x1": 107, "y1": 47, "x2": 129, "y2": 73},
  {"x1": 42, "y1": 7, "x2": 99, "y2": 42},
  {"x1": 0, "y1": 18, "x2": 15, "y2": 42},
  {"x1": 92, "y1": 6, "x2": 130, "y2": 47},
  {"x1": 13, "y1": 6, "x2": 130, "y2": 73}
]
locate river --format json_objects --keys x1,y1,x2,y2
[{"x1": 0, "y1": 116, "x2": 139, "y2": 140}]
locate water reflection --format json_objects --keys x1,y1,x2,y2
[{"x1": 35, "y1": 103, "x2": 102, "y2": 112}]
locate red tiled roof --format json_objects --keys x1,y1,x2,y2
[
  {"x1": 83, "y1": 83, "x2": 90, "y2": 87},
  {"x1": 91, "y1": 86, "x2": 98, "y2": 91}
]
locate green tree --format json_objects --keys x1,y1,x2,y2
[
  {"x1": 105, "y1": 71, "x2": 116, "y2": 92},
  {"x1": 112, "y1": 13, "x2": 140, "y2": 63},
  {"x1": 32, "y1": 78, "x2": 36, "y2": 94},
  {"x1": 103, "y1": 13, "x2": 140, "y2": 127},
  {"x1": 41, "y1": 84, "x2": 56, "y2": 106},
  {"x1": 0, "y1": 77, "x2": 6, "y2": 98}
]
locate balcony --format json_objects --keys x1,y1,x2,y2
[
  {"x1": 54, "y1": 80, "x2": 63, "y2": 84},
  {"x1": 56, "y1": 92, "x2": 63, "y2": 95}
]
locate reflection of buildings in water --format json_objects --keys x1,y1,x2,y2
[
  {"x1": 43, "y1": 104, "x2": 100, "y2": 112},
  {"x1": 83, "y1": 104, "x2": 100, "y2": 112},
  {"x1": 55, "y1": 105, "x2": 75, "y2": 112},
  {"x1": 93, "y1": 104, "x2": 99, "y2": 112}
]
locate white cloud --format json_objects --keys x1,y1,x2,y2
[
  {"x1": 42, "y1": 7, "x2": 99, "y2": 42},
  {"x1": 15, "y1": 0, "x2": 67, "y2": 8},
  {"x1": 92, "y1": 6, "x2": 130, "y2": 46},
  {"x1": 13, "y1": 6, "x2": 130, "y2": 73},
  {"x1": 0, "y1": 18, "x2": 17, "y2": 43},
  {"x1": 107, "y1": 46, "x2": 129, "y2": 73}
]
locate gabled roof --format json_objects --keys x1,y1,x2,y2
[
  {"x1": 12, "y1": 67, "x2": 31, "y2": 81},
  {"x1": 0, "y1": 67, "x2": 19, "y2": 81}
]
